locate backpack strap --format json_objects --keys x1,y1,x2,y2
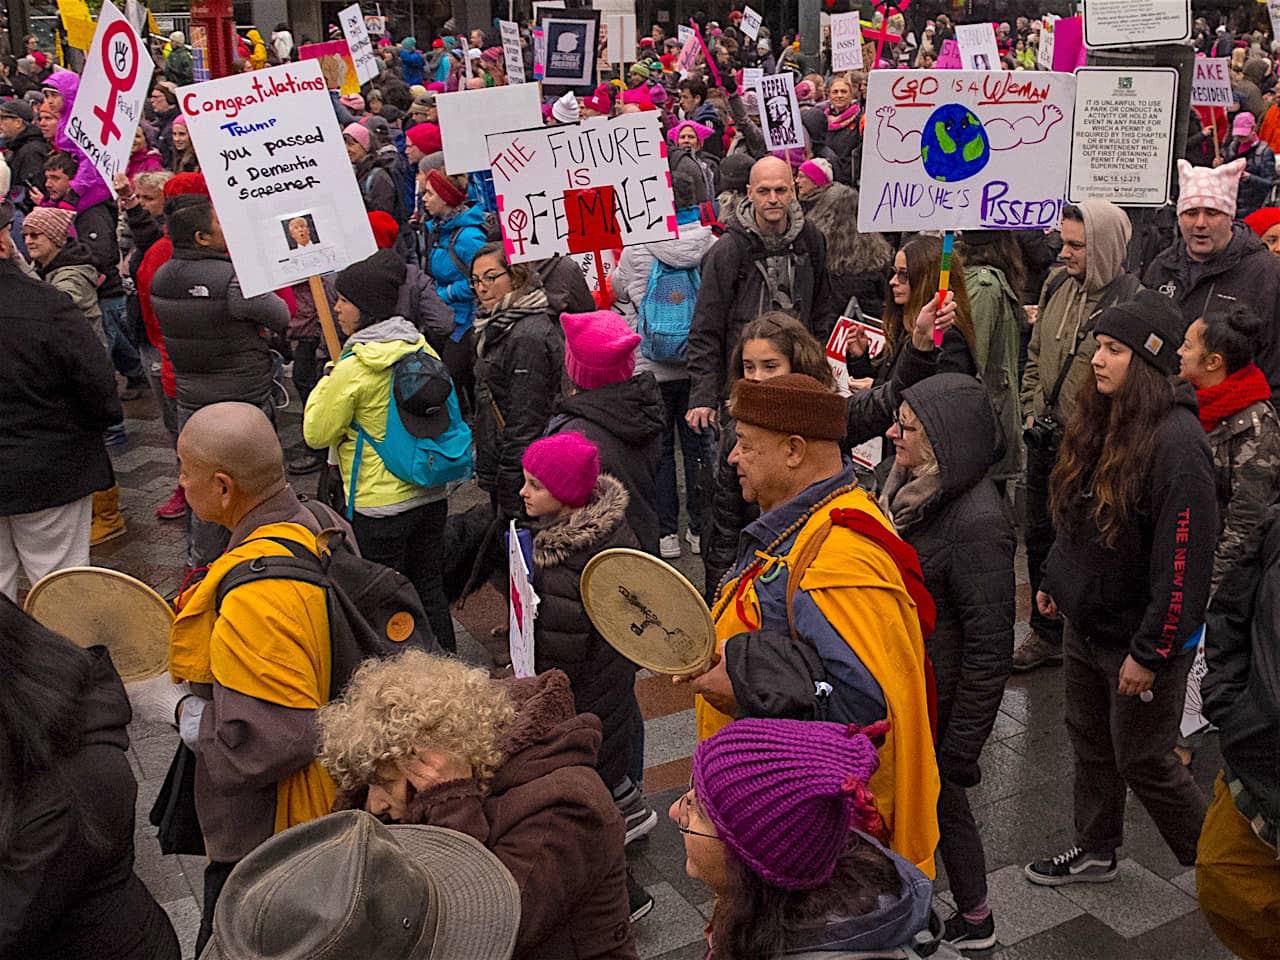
[
  {"x1": 214, "y1": 536, "x2": 326, "y2": 612},
  {"x1": 444, "y1": 228, "x2": 470, "y2": 279}
]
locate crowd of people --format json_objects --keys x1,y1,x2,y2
[{"x1": 2, "y1": 7, "x2": 1280, "y2": 960}]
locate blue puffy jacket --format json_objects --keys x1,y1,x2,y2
[{"x1": 426, "y1": 204, "x2": 488, "y2": 341}]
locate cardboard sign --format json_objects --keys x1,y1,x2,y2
[
  {"x1": 542, "y1": 12, "x2": 599, "y2": 89},
  {"x1": 507, "y1": 522, "x2": 538, "y2": 679},
  {"x1": 758, "y1": 72, "x2": 804, "y2": 151},
  {"x1": 1083, "y1": 0, "x2": 1190, "y2": 49},
  {"x1": 436, "y1": 84, "x2": 542, "y2": 174},
  {"x1": 857, "y1": 70, "x2": 1077, "y2": 232},
  {"x1": 826, "y1": 315, "x2": 885, "y2": 397},
  {"x1": 955, "y1": 23, "x2": 1000, "y2": 71},
  {"x1": 831, "y1": 12, "x2": 864, "y2": 72},
  {"x1": 677, "y1": 31, "x2": 701, "y2": 75},
  {"x1": 499, "y1": 19, "x2": 526, "y2": 84},
  {"x1": 677, "y1": 24, "x2": 694, "y2": 43},
  {"x1": 936, "y1": 39, "x2": 962, "y2": 69},
  {"x1": 64, "y1": 0, "x2": 155, "y2": 192},
  {"x1": 605, "y1": 12, "x2": 637, "y2": 65},
  {"x1": 741, "y1": 5, "x2": 763, "y2": 41},
  {"x1": 1191, "y1": 58, "x2": 1231, "y2": 108},
  {"x1": 1069, "y1": 66, "x2": 1177, "y2": 208},
  {"x1": 337, "y1": 4, "x2": 378, "y2": 86},
  {"x1": 486, "y1": 112, "x2": 677, "y2": 263},
  {"x1": 180, "y1": 61, "x2": 376, "y2": 296}
]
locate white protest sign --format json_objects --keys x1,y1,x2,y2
[
  {"x1": 758, "y1": 72, "x2": 804, "y2": 151},
  {"x1": 831, "y1": 12, "x2": 864, "y2": 72},
  {"x1": 180, "y1": 61, "x2": 376, "y2": 296},
  {"x1": 677, "y1": 24, "x2": 694, "y2": 44},
  {"x1": 64, "y1": 0, "x2": 154, "y2": 193},
  {"x1": 337, "y1": 4, "x2": 378, "y2": 86},
  {"x1": 508, "y1": 521, "x2": 538, "y2": 679},
  {"x1": 1191, "y1": 58, "x2": 1231, "y2": 108},
  {"x1": 825, "y1": 315, "x2": 885, "y2": 397},
  {"x1": 436, "y1": 83, "x2": 542, "y2": 174},
  {"x1": 741, "y1": 66, "x2": 762, "y2": 95},
  {"x1": 1082, "y1": 0, "x2": 1190, "y2": 49},
  {"x1": 499, "y1": 19, "x2": 526, "y2": 84},
  {"x1": 955, "y1": 23, "x2": 1000, "y2": 71},
  {"x1": 606, "y1": 13, "x2": 637, "y2": 65},
  {"x1": 1069, "y1": 66, "x2": 1177, "y2": 207},
  {"x1": 858, "y1": 70, "x2": 1076, "y2": 232},
  {"x1": 364, "y1": 14, "x2": 385, "y2": 35},
  {"x1": 486, "y1": 112, "x2": 678, "y2": 263},
  {"x1": 740, "y1": 5, "x2": 763, "y2": 41},
  {"x1": 532, "y1": 0, "x2": 565, "y2": 24},
  {"x1": 573, "y1": 247, "x2": 614, "y2": 291},
  {"x1": 1037, "y1": 14, "x2": 1057, "y2": 70}
]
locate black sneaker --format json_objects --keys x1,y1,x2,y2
[
  {"x1": 942, "y1": 912, "x2": 997, "y2": 951},
  {"x1": 1025, "y1": 845, "x2": 1117, "y2": 886},
  {"x1": 627, "y1": 871, "x2": 654, "y2": 923},
  {"x1": 614, "y1": 780, "x2": 659, "y2": 844}
]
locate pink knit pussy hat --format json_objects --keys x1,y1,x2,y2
[
  {"x1": 561, "y1": 311, "x2": 640, "y2": 390},
  {"x1": 522, "y1": 432, "x2": 599, "y2": 508}
]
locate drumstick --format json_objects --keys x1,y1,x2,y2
[{"x1": 934, "y1": 231, "x2": 953, "y2": 347}]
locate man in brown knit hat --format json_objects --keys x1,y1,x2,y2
[{"x1": 680, "y1": 373, "x2": 942, "y2": 879}]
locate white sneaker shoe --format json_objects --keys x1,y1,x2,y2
[
  {"x1": 659, "y1": 534, "x2": 681, "y2": 559},
  {"x1": 686, "y1": 531, "x2": 701, "y2": 555}
]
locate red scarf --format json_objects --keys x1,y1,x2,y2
[{"x1": 1196, "y1": 363, "x2": 1272, "y2": 432}]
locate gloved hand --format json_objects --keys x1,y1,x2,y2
[{"x1": 938, "y1": 752, "x2": 981, "y2": 788}]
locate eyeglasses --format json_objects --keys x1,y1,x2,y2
[
  {"x1": 892, "y1": 412, "x2": 919, "y2": 434},
  {"x1": 676, "y1": 779, "x2": 721, "y2": 841},
  {"x1": 892, "y1": 268, "x2": 910, "y2": 281},
  {"x1": 469, "y1": 270, "x2": 509, "y2": 289}
]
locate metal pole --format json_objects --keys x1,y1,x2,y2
[{"x1": 799, "y1": 0, "x2": 820, "y2": 75}]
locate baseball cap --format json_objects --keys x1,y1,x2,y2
[{"x1": 393, "y1": 351, "x2": 456, "y2": 437}]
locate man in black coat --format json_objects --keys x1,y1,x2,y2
[
  {"x1": 0, "y1": 98, "x2": 47, "y2": 209},
  {"x1": 0, "y1": 200, "x2": 122, "y2": 599}
]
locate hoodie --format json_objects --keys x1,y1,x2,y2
[
  {"x1": 425, "y1": 203, "x2": 488, "y2": 340},
  {"x1": 35, "y1": 239, "x2": 103, "y2": 334}
]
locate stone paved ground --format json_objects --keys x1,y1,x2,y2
[{"x1": 81, "y1": 388, "x2": 1240, "y2": 959}]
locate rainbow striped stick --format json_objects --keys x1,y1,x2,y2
[{"x1": 934, "y1": 231, "x2": 954, "y2": 347}]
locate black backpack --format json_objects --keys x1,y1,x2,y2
[{"x1": 215, "y1": 500, "x2": 440, "y2": 700}]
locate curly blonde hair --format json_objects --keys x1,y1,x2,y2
[{"x1": 316, "y1": 650, "x2": 516, "y2": 793}]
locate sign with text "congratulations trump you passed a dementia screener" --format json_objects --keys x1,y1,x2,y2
[
  {"x1": 857, "y1": 70, "x2": 1076, "y2": 233},
  {"x1": 180, "y1": 61, "x2": 375, "y2": 297}
]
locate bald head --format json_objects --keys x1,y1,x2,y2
[
  {"x1": 178, "y1": 403, "x2": 286, "y2": 527},
  {"x1": 747, "y1": 156, "x2": 795, "y2": 236}
]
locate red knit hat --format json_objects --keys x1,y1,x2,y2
[
  {"x1": 406, "y1": 122, "x2": 442, "y2": 155},
  {"x1": 426, "y1": 168, "x2": 466, "y2": 208},
  {"x1": 164, "y1": 172, "x2": 210, "y2": 198},
  {"x1": 367, "y1": 211, "x2": 399, "y2": 249},
  {"x1": 1244, "y1": 206, "x2": 1280, "y2": 239}
]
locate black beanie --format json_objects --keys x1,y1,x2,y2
[
  {"x1": 335, "y1": 248, "x2": 406, "y2": 321},
  {"x1": 1092, "y1": 289, "x2": 1185, "y2": 376},
  {"x1": 719, "y1": 152, "x2": 754, "y2": 194}
]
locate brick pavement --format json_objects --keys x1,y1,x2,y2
[{"x1": 86, "y1": 389, "x2": 1239, "y2": 959}]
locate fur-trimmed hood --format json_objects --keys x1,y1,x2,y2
[
  {"x1": 532, "y1": 473, "x2": 629, "y2": 568},
  {"x1": 804, "y1": 182, "x2": 893, "y2": 276}
]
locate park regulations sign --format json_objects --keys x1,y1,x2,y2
[
  {"x1": 857, "y1": 70, "x2": 1076, "y2": 232},
  {"x1": 180, "y1": 61, "x2": 376, "y2": 296},
  {"x1": 1082, "y1": 0, "x2": 1190, "y2": 49}
]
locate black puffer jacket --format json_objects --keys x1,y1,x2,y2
[
  {"x1": 531, "y1": 475, "x2": 642, "y2": 789},
  {"x1": 879, "y1": 374, "x2": 1015, "y2": 786},
  {"x1": 5, "y1": 123, "x2": 47, "y2": 205},
  {"x1": 549, "y1": 373, "x2": 663, "y2": 555}
]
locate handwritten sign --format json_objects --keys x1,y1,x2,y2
[
  {"x1": 857, "y1": 70, "x2": 1076, "y2": 232},
  {"x1": 1083, "y1": 0, "x2": 1190, "y2": 49},
  {"x1": 741, "y1": 66, "x2": 762, "y2": 95},
  {"x1": 65, "y1": 0, "x2": 154, "y2": 192},
  {"x1": 1191, "y1": 58, "x2": 1231, "y2": 108},
  {"x1": 508, "y1": 521, "x2": 538, "y2": 678},
  {"x1": 677, "y1": 24, "x2": 694, "y2": 43},
  {"x1": 1037, "y1": 15, "x2": 1057, "y2": 70},
  {"x1": 337, "y1": 3, "x2": 378, "y2": 85},
  {"x1": 180, "y1": 61, "x2": 376, "y2": 296},
  {"x1": 498, "y1": 19, "x2": 526, "y2": 84},
  {"x1": 831, "y1": 12, "x2": 864, "y2": 72},
  {"x1": 676, "y1": 31, "x2": 700, "y2": 75},
  {"x1": 740, "y1": 5, "x2": 763, "y2": 41},
  {"x1": 955, "y1": 23, "x2": 1000, "y2": 71},
  {"x1": 826, "y1": 315, "x2": 885, "y2": 397},
  {"x1": 1069, "y1": 66, "x2": 1177, "y2": 207},
  {"x1": 758, "y1": 72, "x2": 804, "y2": 151},
  {"x1": 486, "y1": 112, "x2": 677, "y2": 263},
  {"x1": 936, "y1": 39, "x2": 962, "y2": 69},
  {"x1": 573, "y1": 247, "x2": 614, "y2": 291},
  {"x1": 436, "y1": 84, "x2": 542, "y2": 174}
]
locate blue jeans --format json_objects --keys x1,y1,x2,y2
[
  {"x1": 99, "y1": 295, "x2": 146, "y2": 380},
  {"x1": 657, "y1": 378, "x2": 708, "y2": 537}
]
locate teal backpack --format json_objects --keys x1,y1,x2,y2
[{"x1": 637, "y1": 259, "x2": 700, "y2": 363}]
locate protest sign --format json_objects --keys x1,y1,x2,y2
[
  {"x1": 572, "y1": 247, "x2": 615, "y2": 291},
  {"x1": 508, "y1": 522, "x2": 538, "y2": 679},
  {"x1": 179, "y1": 61, "x2": 376, "y2": 298},
  {"x1": 741, "y1": 5, "x2": 763, "y2": 41},
  {"x1": 605, "y1": 12, "x2": 637, "y2": 65},
  {"x1": 533, "y1": 27, "x2": 545, "y2": 80},
  {"x1": 1069, "y1": 66, "x2": 1177, "y2": 207},
  {"x1": 189, "y1": 24, "x2": 210, "y2": 82},
  {"x1": 677, "y1": 30, "x2": 700, "y2": 75},
  {"x1": 758, "y1": 72, "x2": 804, "y2": 151},
  {"x1": 1037, "y1": 14, "x2": 1057, "y2": 69},
  {"x1": 363, "y1": 14, "x2": 385, "y2": 35},
  {"x1": 298, "y1": 40, "x2": 361, "y2": 95},
  {"x1": 741, "y1": 66, "x2": 762, "y2": 95},
  {"x1": 826, "y1": 315, "x2": 885, "y2": 397},
  {"x1": 486, "y1": 112, "x2": 677, "y2": 264},
  {"x1": 677, "y1": 24, "x2": 694, "y2": 43},
  {"x1": 531, "y1": 0, "x2": 564, "y2": 24},
  {"x1": 337, "y1": 3, "x2": 378, "y2": 86},
  {"x1": 1271, "y1": 0, "x2": 1280, "y2": 47},
  {"x1": 1191, "y1": 58, "x2": 1231, "y2": 108},
  {"x1": 955, "y1": 23, "x2": 1000, "y2": 71},
  {"x1": 1082, "y1": 0, "x2": 1190, "y2": 49},
  {"x1": 857, "y1": 70, "x2": 1076, "y2": 232},
  {"x1": 936, "y1": 39, "x2": 962, "y2": 69},
  {"x1": 64, "y1": 0, "x2": 154, "y2": 193},
  {"x1": 499, "y1": 19, "x2": 526, "y2": 84},
  {"x1": 831, "y1": 12, "x2": 864, "y2": 72},
  {"x1": 541, "y1": 10, "x2": 599, "y2": 92},
  {"x1": 1046, "y1": 15, "x2": 1085, "y2": 71},
  {"x1": 436, "y1": 84, "x2": 542, "y2": 174}
]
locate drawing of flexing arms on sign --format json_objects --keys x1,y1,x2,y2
[{"x1": 873, "y1": 102, "x2": 1064, "y2": 178}]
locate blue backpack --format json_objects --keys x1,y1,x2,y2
[
  {"x1": 637, "y1": 259, "x2": 700, "y2": 363},
  {"x1": 347, "y1": 351, "x2": 474, "y2": 519}
]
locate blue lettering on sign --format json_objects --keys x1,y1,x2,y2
[{"x1": 220, "y1": 118, "x2": 280, "y2": 137}]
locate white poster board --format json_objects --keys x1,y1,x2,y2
[
  {"x1": 499, "y1": 19, "x2": 526, "y2": 84},
  {"x1": 1082, "y1": 0, "x2": 1190, "y2": 49},
  {"x1": 1271, "y1": 0, "x2": 1280, "y2": 47},
  {"x1": 606, "y1": 13, "x2": 637, "y2": 65},
  {"x1": 436, "y1": 84, "x2": 543, "y2": 174},
  {"x1": 1037, "y1": 14, "x2": 1057, "y2": 70},
  {"x1": 741, "y1": 66, "x2": 762, "y2": 96},
  {"x1": 64, "y1": 0, "x2": 155, "y2": 192},
  {"x1": 542, "y1": 13, "x2": 598, "y2": 89},
  {"x1": 857, "y1": 70, "x2": 1077, "y2": 232},
  {"x1": 740, "y1": 5, "x2": 763, "y2": 42},
  {"x1": 825, "y1": 315, "x2": 886, "y2": 397},
  {"x1": 573, "y1": 247, "x2": 614, "y2": 291},
  {"x1": 1191, "y1": 58, "x2": 1231, "y2": 108},
  {"x1": 486, "y1": 112, "x2": 678, "y2": 263},
  {"x1": 831, "y1": 12, "x2": 865, "y2": 72},
  {"x1": 507, "y1": 521, "x2": 538, "y2": 679},
  {"x1": 955, "y1": 23, "x2": 1001, "y2": 71},
  {"x1": 180, "y1": 61, "x2": 376, "y2": 296},
  {"x1": 1069, "y1": 66, "x2": 1177, "y2": 207},
  {"x1": 758, "y1": 72, "x2": 804, "y2": 151},
  {"x1": 677, "y1": 24, "x2": 694, "y2": 44},
  {"x1": 532, "y1": 0, "x2": 565, "y2": 24},
  {"x1": 337, "y1": 4, "x2": 378, "y2": 86}
]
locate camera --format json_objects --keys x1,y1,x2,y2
[{"x1": 1023, "y1": 413, "x2": 1061, "y2": 451}]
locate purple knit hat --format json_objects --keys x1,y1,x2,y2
[
  {"x1": 561, "y1": 311, "x2": 640, "y2": 390},
  {"x1": 522, "y1": 432, "x2": 600, "y2": 508},
  {"x1": 692, "y1": 718, "x2": 885, "y2": 890}
]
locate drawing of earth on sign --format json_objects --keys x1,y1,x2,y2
[{"x1": 874, "y1": 103, "x2": 1064, "y2": 181}]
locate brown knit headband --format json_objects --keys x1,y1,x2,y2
[{"x1": 730, "y1": 374, "x2": 847, "y2": 442}]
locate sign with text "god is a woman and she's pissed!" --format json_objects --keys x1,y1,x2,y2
[
  {"x1": 485, "y1": 112, "x2": 678, "y2": 264},
  {"x1": 857, "y1": 70, "x2": 1076, "y2": 233},
  {"x1": 180, "y1": 61, "x2": 375, "y2": 297}
]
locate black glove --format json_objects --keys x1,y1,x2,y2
[{"x1": 938, "y1": 752, "x2": 981, "y2": 788}]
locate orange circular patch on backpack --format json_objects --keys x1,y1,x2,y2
[{"x1": 386, "y1": 611, "x2": 415, "y2": 643}]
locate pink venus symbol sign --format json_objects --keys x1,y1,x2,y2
[{"x1": 93, "y1": 21, "x2": 139, "y2": 145}]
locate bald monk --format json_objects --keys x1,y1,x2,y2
[{"x1": 167, "y1": 402, "x2": 353, "y2": 952}]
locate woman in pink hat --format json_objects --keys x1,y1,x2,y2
[{"x1": 1222, "y1": 111, "x2": 1276, "y2": 218}]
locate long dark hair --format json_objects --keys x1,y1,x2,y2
[
  {"x1": 710, "y1": 834, "x2": 904, "y2": 960},
  {"x1": 1050, "y1": 354, "x2": 1175, "y2": 545},
  {"x1": 0, "y1": 595, "x2": 93, "y2": 861},
  {"x1": 882, "y1": 235, "x2": 974, "y2": 354},
  {"x1": 957, "y1": 230, "x2": 1026, "y2": 303},
  {"x1": 730, "y1": 311, "x2": 835, "y2": 386}
]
